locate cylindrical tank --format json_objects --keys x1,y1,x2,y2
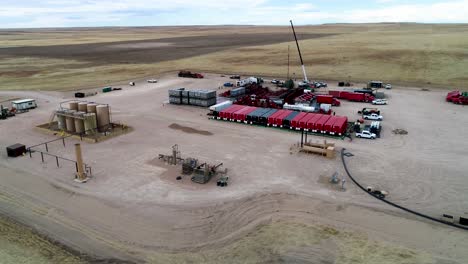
[
  {"x1": 83, "y1": 113, "x2": 97, "y2": 135},
  {"x1": 65, "y1": 110, "x2": 76, "y2": 132},
  {"x1": 96, "y1": 105, "x2": 110, "y2": 132},
  {"x1": 86, "y1": 103, "x2": 97, "y2": 114},
  {"x1": 78, "y1": 102, "x2": 88, "y2": 113},
  {"x1": 56, "y1": 110, "x2": 66, "y2": 130},
  {"x1": 74, "y1": 111, "x2": 85, "y2": 134},
  {"x1": 69, "y1": 101, "x2": 79, "y2": 111}
]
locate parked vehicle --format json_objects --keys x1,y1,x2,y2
[
  {"x1": 356, "y1": 130, "x2": 376, "y2": 139},
  {"x1": 315, "y1": 95, "x2": 340, "y2": 106},
  {"x1": 372, "y1": 99, "x2": 387, "y2": 105},
  {"x1": 363, "y1": 113, "x2": 383, "y2": 121},
  {"x1": 358, "y1": 108, "x2": 380, "y2": 115},
  {"x1": 230, "y1": 75, "x2": 241, "y2": 79},
  {"x1": 147, "y1": 79, "x2": 158, "y2": 83},
  {"x1": 385, "y1": 84, "x2": 392, "y2": 89},
  {"x1": 446, "y1": 90, "x2": 468, "y2": 105},
  {"x1": 178, "y1": 70, "x2": 204, "y2": 78},
  {"x1": 224, "y1": 82, "x2": 234, "y2": 87},
  {"x1": 129, "y1": 82, "x2": 135, "y2": 86},
  {"x1": 271, "y1": 79, "x2": 279, "y2": 84},
  {"x1": 11, "y1": 99, "x2": 37, "y2": 111},
  {"x1": 367, "y1": 81, "x2": 383, "y2": 89}
]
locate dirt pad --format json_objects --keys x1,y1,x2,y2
[{"x1": 169, "y1": 123, "x2": 213, "y2": 136}]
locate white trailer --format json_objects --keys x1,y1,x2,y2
[
  {"x1": 236, "y1": 77, "x2": 258, "y2": 87},
  {"x1": 11, "y1": 99, "x2": 37, "y2": 111}
]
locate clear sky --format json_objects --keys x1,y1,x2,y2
[{"x1": 1, "y1": 0, "x2": 467, "y2": 28}]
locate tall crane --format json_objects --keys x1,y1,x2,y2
[{"x1": 290, "y1": 20, "x2": 309, "y2": 84}]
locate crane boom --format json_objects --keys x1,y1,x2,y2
[{"x1": 290, "y1": 20, "x2": 308, "y2": 83}]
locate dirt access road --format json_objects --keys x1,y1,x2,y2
[{"x1": 0, "y1": 74, "x2": 468, "y2": 263}]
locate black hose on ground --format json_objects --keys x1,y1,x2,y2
[{"x1": 340, "y1": 148, "x2": 468, "y2": 231}]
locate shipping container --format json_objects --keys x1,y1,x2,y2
[
  {"x1": 324, "y1": 116, "x2": 338, "y2": 134},
  {"x1": 282, "y1": 111, "x2": 300, "y2": 128},
  {"x1": 267, "y1": 110, "x2": 285, "y2": 126},
  {"x1": 306, "y1": 114, "x2": 323, "y2": 132},
  {"x1": 258, "y1": 109, "x2": 278, "y2": 125},
  {"x1": 290, "y1": 112, "x2": 309, "y2": 130},
  {"x1": 315, "y1": 115, "x2": 331, "y2": 133},
  {"x1": 11, "y1": 99, "x2": 37, "y2": 110},
  {"x1": 331, "y1": 117, "x2": 348, "y2": 135},
  {"x1": 210, "y1": 101, "x2": 232, "y2": 111},
  {"x1": 299, "y1": 113, "x2": 316, "y2": 130},
  {"x1": 236, "y1": 107, "x2": 258, "y2": 122},
  {"x1": 275, "y1": 110, "x2": 293, "y2": 127}
]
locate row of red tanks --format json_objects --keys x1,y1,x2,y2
[{"x1": 214, "y1": 105, "x2": 348, "y2": 136}]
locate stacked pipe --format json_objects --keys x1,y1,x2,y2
[{"x1": 169, "y1": 88, "x2": 217, "y2": 107}]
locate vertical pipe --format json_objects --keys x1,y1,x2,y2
[
  {"x1": 56, "y1": 156, "x2": 59, "y2": 167},
  {"x1": 62, "y1": 137, "x2": 65, "y2": 147},
  {"x1": 75, "y1": 143, "x2": 86, "y2": 181},
  {"x1": 301, "y1": 130, "x2": 304, "y2": 148},
  {"x1": 45, "y1": 143, "x2": 48, "y2": 152},
  {"x1": 29, "y1": 149, "x2": 32, "y2": 158},
  {"x1": 41, "y1": 152, "x2": 44, "y2": 163}
]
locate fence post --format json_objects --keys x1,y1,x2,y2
[
  {"x1": 62, "y1": 137, "x2": 65, "y2": 147},
  {"x1": 29, "y1": 148, "x2": 32, "y2": 158},
  {"x1": 56, "y1": 156, "x2": 59, "y2": 167},
  {"x1": 45, "y1": 143, "x2": 48, "y2": 152},
  {"x1": 41, "y1": 152, "x2": 44, "y2": 163}
]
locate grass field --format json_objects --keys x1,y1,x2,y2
[{"x1": 1, "y1": 23, "x2": 467, "y2": 91}]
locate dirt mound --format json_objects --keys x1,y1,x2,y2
[
  {"x1": 169, "y1": 123, "x2": 213, "y2": 136},
  {"x1": 392, "y1": 128, "x2": 408, "y2": 135}
]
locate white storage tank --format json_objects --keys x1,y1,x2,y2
[
  {"x1": 78, "y1": 102, "x2": 88, "y2": 113},
  {"x1": 56, "y1": 110, "x2": 66, "y2": 130},
  {"x1": 83, "y1": 113, "x2": 97, "y2": 135},
  {"x1": 74, "y1": 111, "x2": 85, "y2": 134},
  {"x1": 65, "y1": 110, "x2": 76, "y2": 132},
  {"x1": 87, "y1": 103, "x2": 97, "y2": 114},
  {"x1": 96, "y1": 105, "x2": 110, "y2": 132}
]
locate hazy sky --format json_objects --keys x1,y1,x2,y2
[{"x1": 1, "y1": 0, "x2": 467, "y2": 28}]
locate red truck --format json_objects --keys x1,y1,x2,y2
[
  {"x1": 290, "y1": 112, "x2": 309, "y2": 130},
  {"x1": 331, "y1": 116, "x2": 348, "y2": 135},
  {"x1": 329, "y1": 90, "x2": 350, "y2": 99},
  {"x1": 346, "y1": 92, "x2": 374, "y2": 102},
  {"x1": 315, "y1": 95, "x2": 341, "y2": 106}
]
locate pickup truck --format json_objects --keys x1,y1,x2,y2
[
  {"x1": 356, "y1": 130, "x2": 376, "y2": 139},
  {"x1": 363, "y1": 113, "x2": 383, "y2": 121},
  {"x1": 372, "y1": 99, "x2": 387, "y2": 105}
]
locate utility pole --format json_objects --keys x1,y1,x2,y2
[{"x1": 287, "y1": 45, "x2": 290, "y2": 79}]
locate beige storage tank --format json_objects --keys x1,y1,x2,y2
[
  {"x1": 83, "y1": 113, "x2": 97, "y2": 135},
  {"x1": 96, "y1": 105, "x2": 110, "y2": 132},
  {"x1": 86, "y1": 103, "x2": 97, "y2": 114},
  {"x1": 74, "y1": 111, "x2": 85, "y2": 134},
  {"x1": 65, "y1": 110, "x2": 76, "y2": 132},
  {"x1": 56, "y1": 110, "x2": 66, "y2": 130},
  {"x1": 69, "y1": 101, "x2": 79, "y2": 111},
  {"x1": 78, "y1": 102, "x2": 88, "y2": 113}
]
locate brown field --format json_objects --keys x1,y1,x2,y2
[{"x1": 1, "y1": 24, "x2": 468, "y2": 91}]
